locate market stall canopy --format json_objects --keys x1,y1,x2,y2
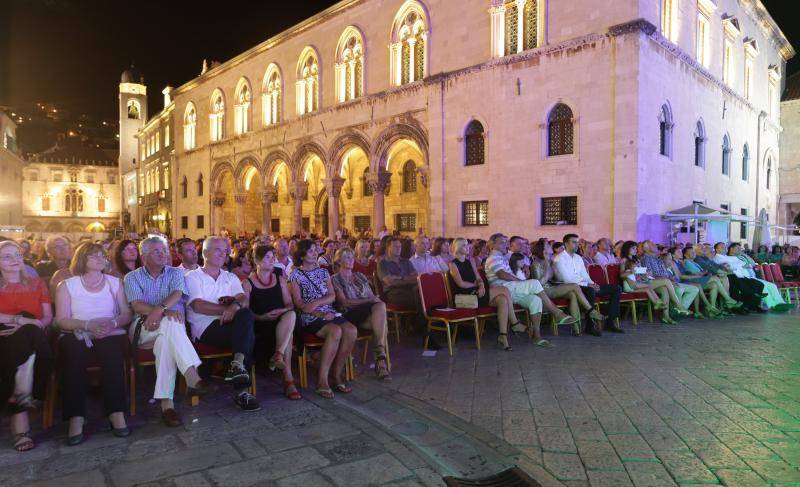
[{"x1": 662, "y1": 203, "x2": 751, "y2": 222}]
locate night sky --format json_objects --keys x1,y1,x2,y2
[{"x1": 2, "y1": 0, "x2": 798, "y2": 120}]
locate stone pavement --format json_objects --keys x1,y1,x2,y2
[{"x1": 1, "y1": 309, "x2": 799, "y2": 486}]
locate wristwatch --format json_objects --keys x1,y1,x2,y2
[
  {"x1": 232, "y1": 301, "x2": 242, "y2": 309},
  {"x1": 158, "y1": 303, "x2": 168, "y2": 312}
]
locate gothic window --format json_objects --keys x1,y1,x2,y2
[
  {"x1": 658, "y1": 104, "x2": 673, "y2": 158},
  {"x1": 392, "y1": 4, "x2": 428, "y2": 86},
  {"x1": 722, "y1": 134, "x2": 731, "y2": 176},
  {"x1": 741, "y1": 144, "x2": 749, "y2": 181},
  {"x1": 209, "y1": 90, "x2": 225, "y2": 142},
  {"x1": 181, "y1": 176, "x2": 187, "y2": 198},
  {"x1": 523, "y1": 0, "x2": 538, "y2": 50},
  {"x1": 547, "y1": 103, "x2": 574, "y2": 156},
  {"x1": 464, "y1": 120, "x2": 485, "y2": 166},
  {"x1": 402, "y1": 160, "x2": 417, "y2": 193},
  {"x1": 184, "y1": 103, "x2": 197, "y2": 149},
  {"x1": 504, "y1": 2, "x2": 518, "y2": 56},
  {"x1": 127, "y1": 100, "x2": 141, "y2": 119},
  {"x1": 197, "y1": 173, "x2": 204, "y2": 196},
  {"x1": 64, "y1": 189, "x2": 84, "y2": 213},
  {"x1": 694, "y1": 120, "x2": 706, "y2": 168},
  {"x1": 541, "y1": 196, "x2": 578, "y2": 225},
  {"x1": 337, "y1": 30, "x2": 364, "y2": 102},
  {"x1": 234, "y1": 80, "x2": 251, "y2": 135},
  {"x1": 98, "y1": 197, "x2": 106, "y2": 213},
  {"x1": 263, "y1": 66, "x2": 282, "y2": 125},
  {"x1": 296, "y1": 50, "x2": 319, "y2": 115},
  {"x1": 766, "y1": 159, "x2": 772, "y2": 190},
  {"x1": 504, "y1": 0, "x2": 537, "y2": 56},
  {"x1": 41, "y1": 194, "x2": 50, "y2": 211},
  {"x1": 462, "y1": 201, "x2": 489, "y2": 226},
  {"x1": 661, "y1": 0, "x2": 675, "y2": 41},
  {"x1": 362, "y1": 168, "x2": 372, "y2": 197}
]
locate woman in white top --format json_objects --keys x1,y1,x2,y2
[{"x1": 55, "y1": 242, "x2": 132, "y2": 446}]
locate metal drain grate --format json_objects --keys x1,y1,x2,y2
[{"x1": 443, "y1": 467, "x2": 542, "y2": 486}]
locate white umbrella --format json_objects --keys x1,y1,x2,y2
[{"x1": 751, "y1": 208, "x2": 771, "y2": 250}]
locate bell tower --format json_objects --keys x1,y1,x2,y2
[{"x1": 118, "y1": 64, "x2": 147, "y2": 233}]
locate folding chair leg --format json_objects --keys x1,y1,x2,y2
[
  {"x1": 129, "y1": 365, "x2": 137, "y2": 417},
  {"x1": 551, "y1": 314, "x2": 558, "y2": 336},
  {"x1": 362, "y1": 339, "x2": 369, "y2": 365},
  {"x1": 631, "y1": 301, "x2": 638, "y2": 325},
  {"x1": 473, "y1": 319, "x2": 481, "y2": 350},
  {"x1": 423, "y1": 321, "x2": 432, "y2": 350},
  {"x1": 299, "y1": 348, "x2": 308, "y2": 389},
  {"x1": 647, "y1": 301, "x2": 653, "y2": 323},
  {"x1": 250, "y1": 364, "x2": 257, "y2": 396},
  {"x1": 384, "y1": 336, "x2": 391, "y2": 371},
  {"x1": 445, "y1": 323, "x2": 454, "y2": 356}
]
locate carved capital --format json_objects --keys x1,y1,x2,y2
[
  {"x1": 261, "y1": 188, "x2": 277, "y2": 205},
  {"x1": 233, "y1": 193, "x2": 248, "y2": 205},
  {"x1": 212, "y1": 192, "x2": 226, "y2": 207},
  {"x1": 366, "y1": 170, "x2": 392, "y2": 196},
  {"x1": 290, "y1": 181, "x2": 309, "y2": 201},
  {"x1": 416, "y1": 166, "x2": 430, "y2": 188},
  {"x1": 324, "y1": 176, "x2": 346, "y2": 198}
]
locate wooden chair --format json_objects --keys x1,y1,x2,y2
[
  {"x1": 418, "y1": 272, "x2": 480, "y2": 356},
  {"x1": 477, "y1": 268, "x2": 531, "y2": 333},
  {"x1": 193, "y1": 341, "x2": 257, "y2": 397},
  {"x1": 296, "y1": 333, "x2": 356, "y2": 389}
]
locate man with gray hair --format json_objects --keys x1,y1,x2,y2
[
  {"x1": 35, "y1": 235, "x2": 71, "y2": 282},
  {"x1": 124, "y1": 236, "x2": 208, "y2": 427}
]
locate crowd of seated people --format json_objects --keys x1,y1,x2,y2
[{"x1": 0, "y1": 228, "x2": 796, "y2": 452}]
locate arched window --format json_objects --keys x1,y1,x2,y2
[
  {"x1": 296, "y1": 49, "x2": 319, "y2": 115},
  {"x1": 127, "y1": 99, "x2": 141, "y2": 119},
  {"x1": 209, "y1": 90, "x2": 225, "y2": 142},
  {"x1": 391, "y1": 3, "x2": 428, "y2": 86},
  {"x1": 181, "y1": 176, "x2": 188, "y2": 198},
  {"x1": 234, "y1": 79, "x2": 251, "y2": 135},
  {"x1": 197, "y1": 173, "x2": 204, "y2": 196},
  {"x1": 42, "y1": 194, "x2": 50, "y2": 211},
  {"x1": 262, "y1": 65, "x2": 282, "y2": 126},
  {"x1": 183, "y1": 103, "x2": 196, "y2": 150},
  {"x1": 504, "y1": 0, "x2": 539, "y2": 56},
  {"x1": 337, "y1": 28, "x2": 365, "y2": 102},
  {"x1": 362, "y1": 168, "x2": 372, "y2": 196},
  {"x1": 742, "y1": 144, "x2": 750, "y2": 181},
  {"x1": 694, "y1": 120, "x2": 706, "y2": 168},
  {"x1": 721, "y1": 134, "x2": 731, "y2": 176},
  {"x1": 64, "y1": 189, "x2": 84, "y2": 212},
  {"x1": 658, "y1": 103, "x2": 673, "y2": 158},
  {"x1": 464, "y1": 120, "x2": 485, "y2": 166},
  {"x1": 402, "y1": 160, "x2": 417, "y2": 193},
  {"x1": 547, "y1": 103, "x2": 574, "y2": 156},
  {"x1": 766, "y1": 159, "x2": 772, "y2": 190}
]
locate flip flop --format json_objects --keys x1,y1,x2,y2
[
  {"x1": 556, "y1": 315, "x2": 578, "y2": 325},
  {"x1": 315, "y1": 388, "x2": 334, "y2": 399},
  {"x1": 534, "y1": 339, "x2": 551, "y2": 347},
  {"x1": 332, "y1": 383, "x2": 352, "y2": 394}
]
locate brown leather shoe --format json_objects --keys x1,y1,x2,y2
[
  {"x1": 161, "y1": 408, "x2": 182, "y2": 427},
  {"x1": 187, "y1": 380, "x2": 211, "y2": 397}
]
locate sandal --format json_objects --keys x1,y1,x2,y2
[
  {"x1": 268, "y1": 351, "x2": 285, "y2": 372},
  {"x1": 555, "y1": 314, "x2": 579, "y2": 326},
  {"x1": 283, "y1": 380, "x2": 302, "y2": 400},
  {"x1": 661, "y1": 315, "x2": 677, "y2": 325},
  {"x1": 653, "y1": 301, "x2": 666, "y2": 311},
  {"x1": 12, "y1": 431, "x2": 34, "y2": 452},
  {"x1": 534, "y1": 339, "x2": 551, "y2": 347},
  {"x1": 497, "y1": 332, "x2": 512, "y2": 351},
  {"x1": 332, "y1": 383, "x2": 352, "y2": 394},
  {"x1": 315, "y1": 387, "x2": 334, "y2": 399},
  {"x1": 674, "y1": 307, "x2": 692, "y2": 316},
  {"x1": 510, "y1": 321, "x2": 527, "y2": 334},
  {"x1": 374, "y1": 355, "x2": 392, "y2": 381}
]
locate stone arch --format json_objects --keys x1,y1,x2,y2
[
  {"x1": 371, "y1": 121, "x2": 429, "y2": 172},
  {"x1": 263, "y1": 149, "x2": 293, "y2": 186},
  {"x1": 234, "y1": 156, "x2": 262, "y2": 190},
  {"x1": 292, "y1": 141, "x2": 328, "y2": 179},
  {"x1": 65, "y1": 222, "x2": 84, "y2": 233},
  {"x1": 328, "y1": 130, "x2": 371, "y2": 176},
  {"x1": 45, "y1": 221, "x2": 62, "y2": 232},
  {"x1": 211, "y1": 161, "x2": 236, "y2": 192}
]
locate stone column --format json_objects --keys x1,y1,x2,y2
[
  {"x1": 290, "y1": 181, "x2": 309, "y2": 235},
  {"x1": 212, "y1": 192, "x2": 225, "y2": 235},
  {"x1": 324, "y1": 176, "x2": 346, "y2": 237},
  {"x1": 233, "y1": 192, "x2": 247, "y2": 236},
  {"x1": 367, "y1": 170, "x2": 392, "y2": 234},
  {"x1": 260, "y1": 188, "x2": 276, "y2": 236}
]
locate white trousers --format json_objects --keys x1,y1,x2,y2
[
  {"x1": 134, "y1": 317, "x2": 201, "y2": 400},
  {"x1": 500, "y1": 279, "x2": 544, "y2": 315}
]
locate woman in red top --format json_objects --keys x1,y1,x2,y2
[{"x1": 0, "y1": 240, "x2": 54, "y2": 451}]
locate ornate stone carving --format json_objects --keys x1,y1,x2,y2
[
  {"x1": 212, "y1": 192, "x2": 226, "y2": 207},
  {"x1": 290, "y1": 181, "x2": 309, "y2": 201},
  {"x1": 366, "y1": 170, "x2": 392, "y2": 196},
  {"x1": 416, "y1": 166, "x2": 430, "y2": 188},
  {"x1": 233, "y1": 193, "x2": 248, "y2": 205},
  {"x1": 261, "y1": 188, "x2": 277, "y2": 205},
  {"x1": 324, "y1": 177, "x2": 346, "y2": 198}
]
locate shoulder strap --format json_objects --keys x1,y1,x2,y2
[{"x1": 298, "y1": 268, "x2": 324, "y2": 296}]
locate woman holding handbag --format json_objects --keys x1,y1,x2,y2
[
  {"x1": 448, "y1": 238, "x2": 519, "y2": 351},
  {"x1": 54, "y1": 242, "x2": 132, "y2": 446}
]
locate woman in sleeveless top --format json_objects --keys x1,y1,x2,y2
[
  {"x1": 448, "y1": 238, "x2": 519, "y2": 351},
  {"x1": 54, "y1": 242, "x2": 132, "y2": 446},
  {"x1": 288, "y1": 240, "x2": 356, "y2": 399},
  {"x1": 618, "y1": 241, "x2": 678, "y2": 325},
  {"x1": 242, "y1": 245, "x2": 299, "y2": 400}
]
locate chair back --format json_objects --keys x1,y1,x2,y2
[
  {"x1": 769, "y1": 263, "x2": 785, "y2": 283},
  {"x1": 761, "y1": 264, "x2": 774, "y2": 282},
  {"x1": 418, "y1": 272, "x2": 449, "y2": 314},
  {"x1": 589, "y1": 264, "x2": 610, "y2": 285},
  {"x1": 373, "y1": 271, "x2": 387, "y2": 300}
]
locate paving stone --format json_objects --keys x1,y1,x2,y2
[
  {"x1": 714, "y1": 433, "x2": 779, "y2": 461},
  {"x1": 171, "y1": 471, "x2": 214, "y2": 487},
  {"x1": 542, "y1": 452, "x2": 588, "y2": 481},
  {"x1": 314, "y1": 434, "x2": 385, "y2": 463},
  {"x1": 714, "y1": 469, "x2": 769, "y2": 487},
  {"x1": 109, "y1": 443, "x2": 241, "y2": 486},
  {"x1": 745, "y1": 459, "x2": 800, "y2": 483},
  {"x1": 24, "y1": 468, "x2": 107, "y2": 487},
  {"x1": 538, "y1": 426, "x2": 578, "y2": 453},
  {"x1": 587, "y1": 469, "x2": 635, "y2": 486},
  {"x1": 503, "y1": 428, "x2": 539, "y2": 446},
  {"x1": 597, "y1": 413, "x2": 637, "y2": 435},
  {"x1": 609, "y1": 434, "x2": 658, "y2": 461},
  {"x1": 206, "y1": 446, "x2": 330, "y2": 486},
  {"x1": 640, "y1": 428, "x2": 689, "y2": 452},
  {"x1": 656, "y1": 450, "x2": 718, "y2": 484},
  {"x1": 691, "y1": 442, "x2": 750, "y2": 470},
  {"x1": 275, "y1": 470, "x2": 335, "y2": 487},
  {"x1": 321, "y1": 452, "x2": 413, "y2": 486},
  {"x1": 624, "y1": 461, "x2": 678, "y2": 487}
]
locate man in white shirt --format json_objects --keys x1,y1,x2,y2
[
  {"x1": 594, "y1": 238, "x2": 618, "y2": 266},
  {"x1": 273, "y1": 238, "x2": 294, "y2": 276},
  {"x1": 713, "y1": 242, "x2": 785, "y2": 311},
  {"x1": 409, "y1": 236, "x2": 442, "y2": 274},
  {"x1": 554, "y1": 233, "x2": 623, "y2": 335},
  {"x1": 485, "y1": 233, "x2": 577, "y2": 345},
  {"x1": 175, "y1": 238, "x2": 199, "y2": 275},
  {"x1": 186, "y1": 236, "x2": 260, "y2": 412}
]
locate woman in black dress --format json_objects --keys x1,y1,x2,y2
[
  {"x1": 241, "y1": 245, "x2": 299, "y2": 400},
  {"x1": 448, "y1": 238, "x2": 519, "y2": 351}
]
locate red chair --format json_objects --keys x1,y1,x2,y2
[
  {"x1": 769, "y1": 264, "x2": 799, "y2": 301},
  {"x1": 760, "y1": 264, "x2": 774, "y2": 282},
  {"x1": 374, "y1": 272, "x2": 416, "y2": 343},
  {"x1": 601, "y1": 264, "x2": 652, "y2": 325},
  {"x1": 549, "y1": 297, "x2": 573, "y2": 336},
  {"x1": 418, "y1": 272, "x2": 480, "y2": 356},
  {"x1": 444, "y1": 270, "x2": 494, "y2": 340},
  {"x1": 477, "y1": 268, "x2": 530, "y2": 331},
  {"x1": 296, "y1": 332, "x2": 359, "y2": 389},
  {"x1": 193, "y1": 341, "x2": 257, "y2": 397}
]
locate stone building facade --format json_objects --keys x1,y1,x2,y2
[
  {"x1": 779, "y1": 72, "x2": 800, "y2": 237},
  {"x1": 137, "y1": 88, "x2": 176, "y2": 235},
  {"x1": 164, "y1": 0, "x2": 792, "y2": 242},
  {"x1": 22, "y1": 143, "x2": 121, "y2": 235},
  {"x1": 0, "y1": 112, "x2": 25, "y2": 228}
]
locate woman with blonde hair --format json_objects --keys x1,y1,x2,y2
[
  {"x1": 0, "y1": 240, "x2": 53, "y2": 451},
  {"x1": 449, "y1": 238, "x2": 520, "y2": 351},
  {"x1": 55, "y1": 241, "x2": 133, "y2": 445}
]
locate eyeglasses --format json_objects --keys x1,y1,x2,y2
[
  {"x1": 87, "y1": 252, "x2": 108, "y2": 260},
  {"x1": 0, "y1": 252, "x2": 22, "y2": 261}
]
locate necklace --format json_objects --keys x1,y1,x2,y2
[
  {"x1": 255, "y1": 270, "x2": 274, "y2": 288},
  {"x1": 81, "y1": 273, "x2": 104, "y2": 288}
]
